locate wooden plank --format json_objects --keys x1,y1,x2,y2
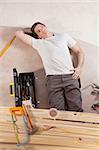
[
  {"x1": 0, "y1": 119, "x2": 99, "y2": 149},
  {"x1": 1, "y1": 115, "x2": 99, "y2": 129},
  {"x1": 0, "y1": 107, "x2": 99, "y2": 123},
  {"x1": 31, "y1": 108, "x2": 99, "y2": 123},
  {"x1": 0, "y1": 133, "x2": 98, "y2": 149},
  {"x1": 30, "y1": 134, "x2": 99, "y2": 149},
  {"x1": 0, "y1": 119, "x2": 99, "y2": 136},
  {"x1": 0, "y1": 107, "x2": 99, "y2": 150},
  {"x1": 0, "y1": 144, "x2": 93, "y2": 150},
  {"x1": 0, "y1": 111, "x2": 99, "y2": 137}
]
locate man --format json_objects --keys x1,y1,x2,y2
[{"x1": 15, "y1": 22, "x2": 84, "y2": 112}]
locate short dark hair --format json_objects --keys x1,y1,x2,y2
[{"x1": 31, "y1": 22, "x2": 46, "y2": 39}]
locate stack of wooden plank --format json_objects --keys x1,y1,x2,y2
[{"x1": 0, "y1": 107, "x2": 99, "y2": 150}]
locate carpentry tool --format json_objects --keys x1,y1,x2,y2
[
  {"x1": 11, "y1": 68, "x2": 38, "y2": 107},
  {"x1": 9, "y1": 105, "x2": 38, "y2": 147},
  {"x1": 0, "y1": 36, "x2": 16, "y2": 57}
]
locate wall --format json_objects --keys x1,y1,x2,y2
[
  {"x1": 0, "y1": 1, "x2": 99, "y2": 112},
  {"x1": 0, "y1": 1, "x2": 98, "y2": 46}
]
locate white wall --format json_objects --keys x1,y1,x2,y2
[{"x1": 0, "y1": 1, "x2": 98, "y2": 46}]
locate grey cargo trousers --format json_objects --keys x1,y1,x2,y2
[{"x1": 46, "y1": 74, "x2": 83, "y2": 112}]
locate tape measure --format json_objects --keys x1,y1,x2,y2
[{"x1": 0, "y1": 36, "x2": 16, "y2": 57}]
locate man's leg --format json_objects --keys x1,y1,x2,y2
[
  {"x1": 63, "y1": 75, "x2": 83, "y2": 112},
  {"x1": 46, "y1": 75, "x2": 65, "y2": 110}
]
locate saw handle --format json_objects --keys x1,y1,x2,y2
[{"x1": 9, "y1": 107, "x2": 23, "y2": 116}]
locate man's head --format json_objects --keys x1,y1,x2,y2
[{"x1": 31, "y1": 22, "x2": 49, "y2": 39}]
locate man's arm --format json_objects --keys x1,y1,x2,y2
[
  {"x1": 15, "y1": 30, "x2": 32, "y2": 46},
  {"x1": 70, "y1": 43, "x2": 84, "y2": 79}
]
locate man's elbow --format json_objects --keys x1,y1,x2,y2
[
  {"x1": 15, "y1": 30, "x2": 32, "y2": 46},
  {"x1": 15, "y1": 30, "x2": 24, "y2": 39},
  {"x1": 75, "y1": 46, "x2": 84, "y2": 56}
]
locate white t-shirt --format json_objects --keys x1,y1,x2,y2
[{"x1": 31, "y1": 33, "x2": 77, "y2": 76}]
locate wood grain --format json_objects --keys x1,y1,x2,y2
[{"x1": 0, "y1": 107, "x2": 99, "y2": 150}]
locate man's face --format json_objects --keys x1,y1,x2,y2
[{"x1": 34, "y1": 24, "x2": 48, "y2": 39}]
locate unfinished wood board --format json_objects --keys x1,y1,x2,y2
[
  {"x1": 0, "y1": 144, "x2": 92, "y2": 150},
  {"x1": 0, "y1": 107, "x2": 99, "y2": 150}
]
